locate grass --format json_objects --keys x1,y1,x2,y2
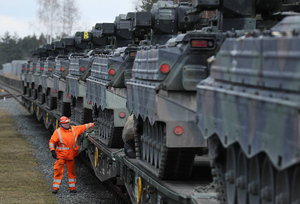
[{"x1": 0, "y1": 109, "x2": 57, "y2": 204}]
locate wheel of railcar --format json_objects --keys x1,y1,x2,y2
[
  {"x1": 261, "y1": 158, "x2": 275, "y2": 204},
  {"x1": 275, "y1": 170, "x2": 289, "y2": 204},
  {"x1": 237, "y1": 149, "x2": 248, "y2": 204},
  {"x1": 248, "y1": 156, "x2": 261, "y2": 204},
  {"x1": 225, "y1": 146, "x2": 237, "y2": 204},
  {"x1": 291, "y1": 166, "x2": 300, "y2": 204}
]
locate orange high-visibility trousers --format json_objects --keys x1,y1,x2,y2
[{"x1": 52, "y1": 159, "x2": 76, "y2": 191}]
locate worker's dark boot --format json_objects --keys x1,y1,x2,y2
[
  {"x1": 70, "y1": 189, "x2": 77, "y2": 193},
  {"x1": 52, "y1": 190, "x2": 58, "y2": 194}
]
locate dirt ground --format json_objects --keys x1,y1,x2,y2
[{"x1": 0, "y1": 109, "x2": 57, "y2": 204}]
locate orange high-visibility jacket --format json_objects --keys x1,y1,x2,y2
[{"x1": 49, "y1": 123, "x2": 94, "y2": 160}]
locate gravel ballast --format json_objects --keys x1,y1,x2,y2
[{"x1": 0, "y1": 98, "x2": 123, "y2": 204}]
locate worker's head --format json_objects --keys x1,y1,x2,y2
[{"x1": 60, "y1": 116, "x2": 70, "y2": 129}]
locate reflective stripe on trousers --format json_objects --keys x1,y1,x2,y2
[{"x1": 53, "y1": 159, "x2": 76, "y2": 191}]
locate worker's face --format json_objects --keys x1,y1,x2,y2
[{"x1": 61, "y1": 122, "x2": 70, "y2": 129}]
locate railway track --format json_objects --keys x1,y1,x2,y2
[
  {"x1": 0, "y1": 77, "x2": 131, "y2": 204},
  {"x1": 0, "y1": 81, "x2": 23, "y2": 104},
  {"x1": 78, "y1": 153, "x2": 131, "y2": 204}
]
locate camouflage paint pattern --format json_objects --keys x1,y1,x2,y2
[
  {"x1": 53, "y1": 56, "x2": 71, "y2": 103},
  {"x1": 87, "y1": 47, "x2": 136, "y2": 108},
  {"x1": 86, "y1": 47, "x2": 135, "y2": 127},
  {"x1": 126, "y1": 32, "x2": 225, "y2": 148},
  {"x1": 53, "y1": 57, "x2": 70, "y2": 90},
  {"x1": 34, "y1": 59, "x2": 45, "y2": 88},
  {"x1": 66, "y1": 54, "x2": 93, "y2": 101},
  {"x1": 41, "y1": 57, "x2": 56, "y2": 90},
  {"x1": 197, "y1": 30, "x2": 300, "y2": 170},
  {"x1": 28, "y1": 61, "x2": 37, "y2": 85}
]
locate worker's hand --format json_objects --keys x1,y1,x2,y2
[{"x1": 51, "y1": 150, "x2": 57, "y2": 159}]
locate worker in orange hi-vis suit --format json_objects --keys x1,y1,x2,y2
[{"x1": 49, "y1": 116, "x2": 94, "y2": 194}]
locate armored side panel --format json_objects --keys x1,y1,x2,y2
[
  {"x1": 62, "y1": 37, "x2": 75, "y2": 54},
  {"x1": 126, "y1": 32, "x2": 225, "y2": 180},
  {"x1": 86, "y1": 47, "x2": 136, "y2": 148},
  {"x1": 197, "y1": 32, "x2": 300, "y2": 170},
  {"x1": 151, "y1": 3, "x2": 177, "y2": 35},
  {"x1": 53, "y1": 55, "x2": 70, "y2": 92},
  {"x1": 22, "y1": 61, "x2": 32, "y2": 108},
  {"x1": 41, "y1": 57, "x2": 57, "y2": 111},
  {"x1": 134, "y1": 12, "x2": 152, "y2": 28},
  {"x1": 29, "y1": 61, "x2": 38, "y2": 100},
  {"x1": 177, "y1": 3, "x2": 200, "y2": 32},
  {"x1": 41, "y1": 57, "x2": 56, "y2": 90},
  {"x1": 101, "y1": 23, "x2": 115, "y2": 35},
  {"x1": 196, "y1": 17, "x2": 300, "y2": 203},
  {"x1": 53, "y1": 55, "x2": 71, "y2": 117},
  {"x1": 92, "y1": 28, "x2": 109, "y2": 48},
  {"x1": 67, "y1": 54, "x2": 93, "y2": 98},
  {"x1": 34, "y1": 59, "x2": 44, "y2": 89},
  {"x1": 66, "y1": 53, "x2": 93, "y2": 125},
  {"x1": 192, "y1": 0, "x2": 220, "y2": 9},
  {"x1": 115, "y1": 15, "x2": 134, "y2": 47}
]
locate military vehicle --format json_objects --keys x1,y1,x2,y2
[
  {"x1": 39, "y1": 42, "x2": 64, "y2": 129},
  {"x1": 21, "y1": 60, "x2": 31, "y2": 108},
  {"x1": 16, "y1": 0, "x2": 300, "y2": 203},
  {"x1": 197, "y1": 14, "x2": 300, "y2": 204},
  {"x1": 52, "y1": 37, "x2": 81, "y2": 129},
  {"x1": 66, "y1": 31, "x2": 102, "y2": 125},
  {"x1": 86, "y1": 12, "x2": 152, "y2": 151},
  {"x1": 197, "y1": 1, "x2": 300, "y2": 203},
  {"x1": 22, "y1": 46, "x2": 48, "y2": 116}
]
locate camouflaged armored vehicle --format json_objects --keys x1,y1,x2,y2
[
  {"x1": 22, "y1": 46, "x2": 48, "y2": 116},
  {"x1": 197, "y1": 9, "x2": 300, "y2": 204},
  {"x1": 126, "y1": 0, "x2": 218, "y2": 180},
  {"x1": 66, "y1": 31, "x2": 98, "y2": 125},
  {"x1": 126, "y1": 0, "x2": 289, "y2": 182},
  {"x1": 52, "y1": 37, "x2": 78, "y2": 129},
  {"x1": 86, "y1": 12, "x2": 152, "y2": 149},
  {"x1": 21, "y1": 60, "x2": 31, "y2": 108},
  {"x1": 39, "y1": 42, "x2": 64, "y2": 129}
]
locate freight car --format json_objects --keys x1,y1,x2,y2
[{"x1": 17, "y1": 0, "x2": 300, "y2": 203}]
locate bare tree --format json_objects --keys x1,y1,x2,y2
[
  {"x1": 37, "y1": 0, "x2": 60, "y2": 43},
  {"x1": 37, "y1": 0, "x2": 80, "y2": 40},
  {"x1": 61, "y1": 0, "x2": 79, "y2": 36}
]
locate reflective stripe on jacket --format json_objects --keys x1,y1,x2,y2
[{"x1": 49, "y1": 123, "x2": 94, "y2": 160}]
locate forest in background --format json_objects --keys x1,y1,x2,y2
[
  {"x1": 0, "y1": 32, "x2": 47, "y2": 67},
  {"x1": 0, "y1": 0, "x2": 191, "y2": 68}
]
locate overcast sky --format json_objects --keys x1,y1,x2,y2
[{"x1": 0, "y1": 0, "x2": 137, "y2": 38}]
